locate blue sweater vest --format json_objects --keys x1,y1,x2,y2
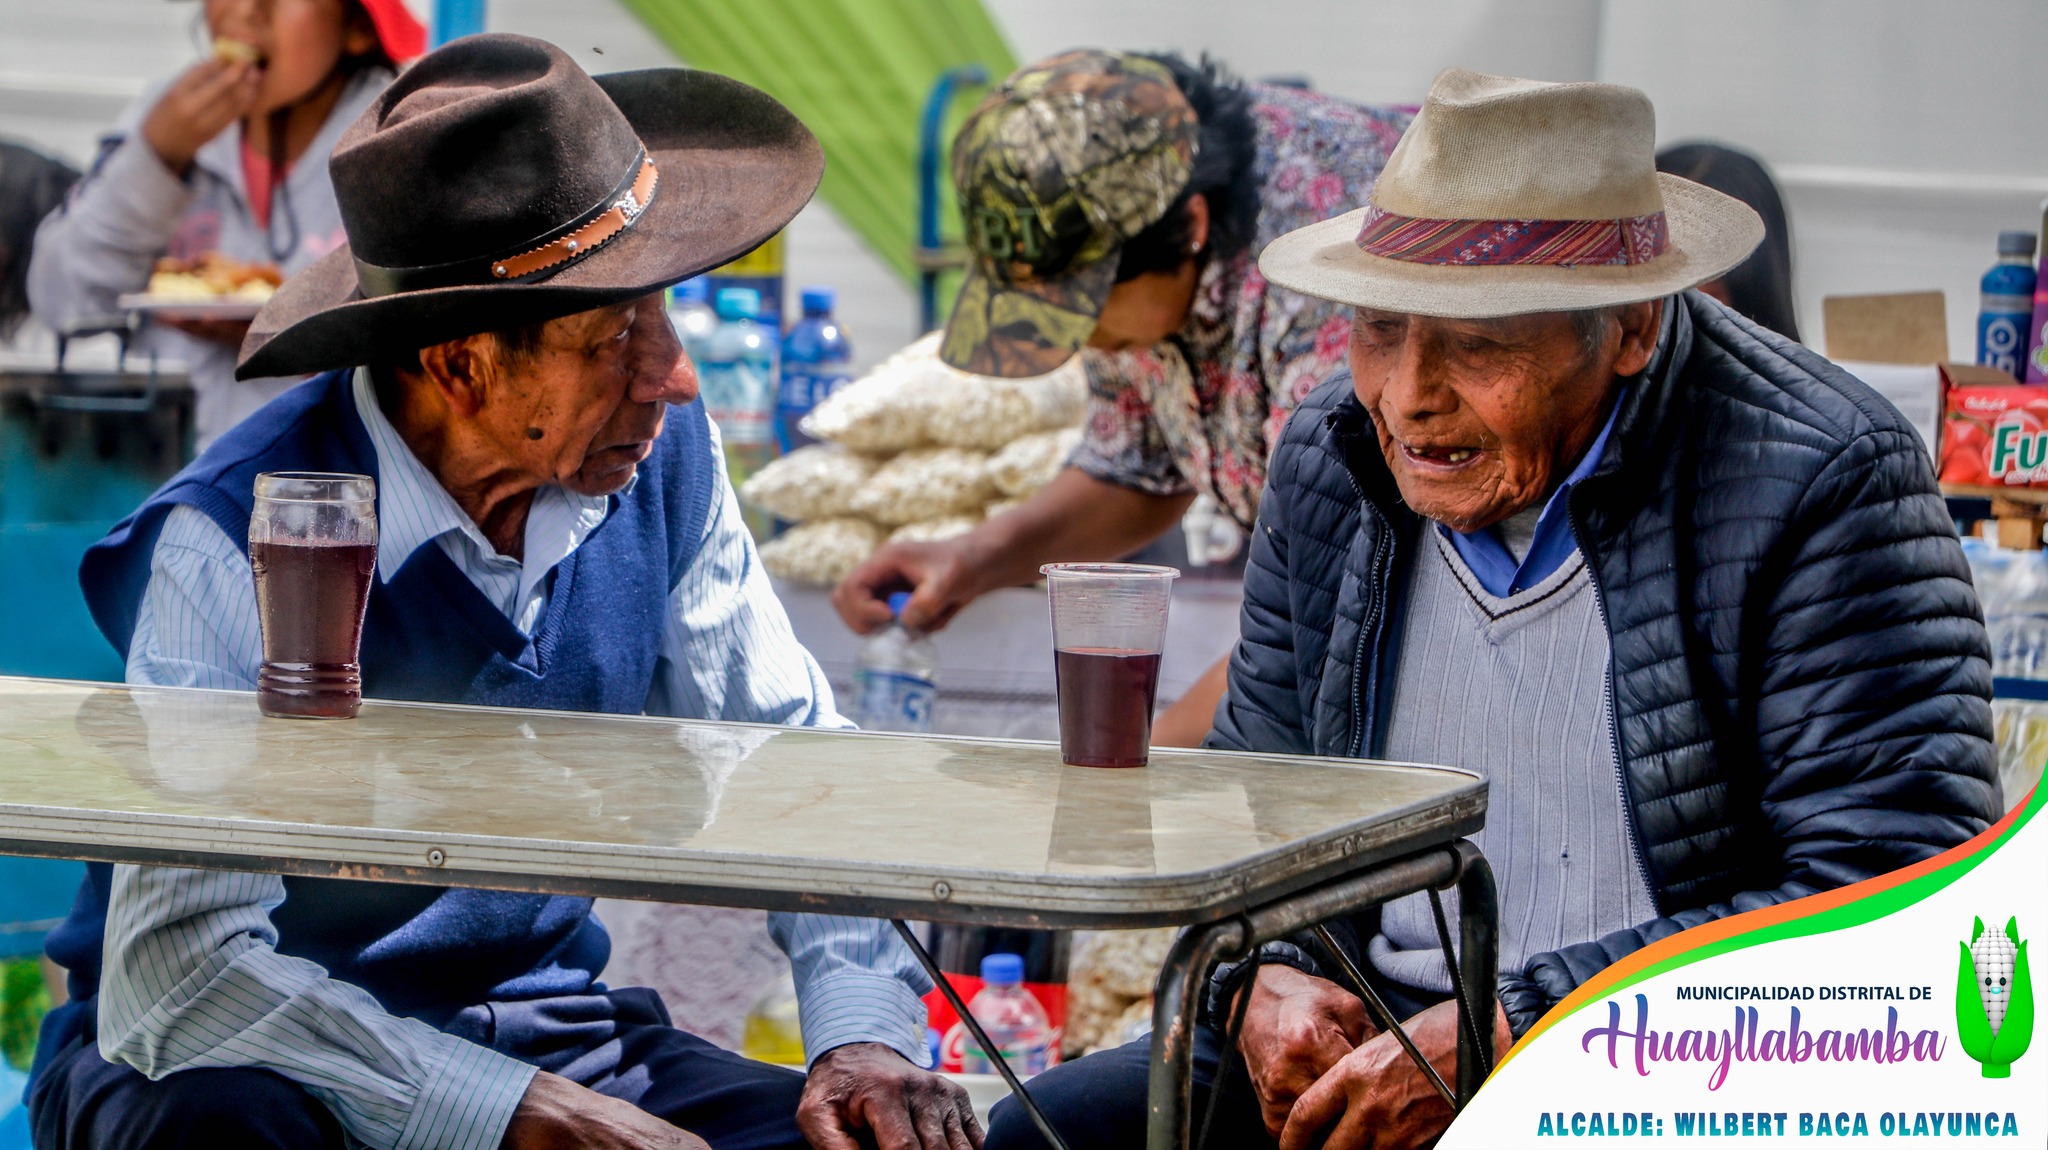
[{"x1": 51, "y1": 370, "x2": 717, "y2": 1023}]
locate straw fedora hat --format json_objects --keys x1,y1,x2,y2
[
  {"x1": 1259, "y1": 68, "x2": 1763, "y2": 318},
  {"x1": 237, "y1": 34, "x2": 821, "y2": 379}
]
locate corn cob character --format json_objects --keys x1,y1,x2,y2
[{"x1": 1956, "y1": 916, "x2": 2034, "y2": 1078}]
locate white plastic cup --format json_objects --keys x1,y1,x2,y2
[{"x1": 1041, "y1": 563, "x2": 1179, "y2": 767}]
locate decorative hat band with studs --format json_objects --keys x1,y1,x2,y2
[
  {"x1": 353, "y1": 149, "x2": 659, "y2": 298},
  {"x1": 1352, "y1": 203, "x2": 1669, "y2": 268}
]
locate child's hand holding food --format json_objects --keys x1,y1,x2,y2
[{"x1": 140, "y1": 41, "x2": 263, "y2": 177}]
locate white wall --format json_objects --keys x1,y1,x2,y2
[{"x1": 988, "y1": 0, "x2": 2048, "y2": 358}]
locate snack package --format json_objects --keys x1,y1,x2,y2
[
  {"x1": 758, "y1": 518, "x2": 885, "y2": 586},
  {"x1": 1939, "y1": 384, "x2": 2048, "y2": 487},
  {"x1": 846, "y1": 446, "x2": 992, "y2": 526},
  {"x1": 738, "y1": 444, "x2": 880, "y2": 522}
]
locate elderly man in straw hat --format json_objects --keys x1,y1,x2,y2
[
  {"x1": 987, "y1": 69, "x2": 1999, "y2": 1150},
  {"x1": 35, "y1": 35, "x2": 979, "y2": 1150}
]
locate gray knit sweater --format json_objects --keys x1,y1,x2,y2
[{"x1": 1370, "y1": 524, "x2": 1657, "y2": 992}]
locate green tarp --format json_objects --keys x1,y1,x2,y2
[{"x1": 618, "y1": 0, "x2": 1016, "y2": 283}]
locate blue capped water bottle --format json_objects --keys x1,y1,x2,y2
[
  {"x1": 1979, "y1": 230, "x2": 2038, "y2": 381},
  {"x1": 850, "y1": 592, "x2": 937, "y2": 733},
  {"x1": 778, "y1": 286, "x2": 853, "y2": 452}
]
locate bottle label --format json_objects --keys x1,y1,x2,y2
[
  {"x1": 778, "y1": 367, "x2": 854, "y2": 413},
  {"x1": 1980, "y1": 313, "x2": 2029, "y2": 379},
  {"x1": 851, "y1": 668, "x2": 936, "y2": 732},
  {"x1": 701, "y1": 363, "x2": 776, "y2": 446}
]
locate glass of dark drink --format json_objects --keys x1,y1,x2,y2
[
  {"x1": 1040, "y1": 563, "x2": 1180, "y2": 768},
  {"x1": 250, "y1": 472, "x2": 377, "y2": 719}
]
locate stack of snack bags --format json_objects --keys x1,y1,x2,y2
[
  {"x1": 1061, "y1": 928, "x2": 1179, "y2": 1059},
  {"x1": 748, "y1": 332, "x2": 1086, "y2": 586}
]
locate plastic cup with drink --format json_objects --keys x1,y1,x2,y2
[
  {"x1": 1040, "y1": 563, "x2": 1179, "y2": 768},
  {"x1": 249, "y1": 472, "x2": 377, "y2": 719}
]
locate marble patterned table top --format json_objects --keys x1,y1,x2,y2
[{"x1": 0, "y1": 677, "x2": 1486, "y2": 927}]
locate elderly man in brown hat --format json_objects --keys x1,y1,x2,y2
[
  {"x1": 986, "y1": 69, "x2": 1998, "y2": 1150},
  {"x1": 34, "y1": 35, "x2": 979, "y2": 1150}
]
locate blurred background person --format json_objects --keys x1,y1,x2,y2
[
  {"x1": 1655, "y1": 141, "x2": 1801, "y2": 342},
  {"x1": 0, "y1": 143, "x2": 80, "y2": 342},
  {"x1": 27, "y1": 0, "x2": 423, "y2": 448},
  {"x1": 834, "y1": 49, "x2": 1413, "y2": 745}
]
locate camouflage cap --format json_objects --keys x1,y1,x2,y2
[{"x1": 940, "y1": 50, "x2": 1198, "y2": 377}]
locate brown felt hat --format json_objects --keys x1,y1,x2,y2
[{"x1": 236, "y1": 34, "x2": 823, "y2": 379}]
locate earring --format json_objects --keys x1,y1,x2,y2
[
  {"x1": 526, "y1": 427, "x2": 544, "y2": 440},
  {"x1": 1188, "y1": 241, "x2": 1202, "y2": 254}
]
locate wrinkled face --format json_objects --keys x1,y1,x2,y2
[
  {"x1": 1348, "y1": 307, "x2": 1625, "y2": 533},
  {"x1": 206, "y1": 0, "x2": 375, "y2": 114},
  {"x1": 483, "y1": 293, "x2": 697, "y2": 497}
]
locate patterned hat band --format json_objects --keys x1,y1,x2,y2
[{"x1": 1353, "y1": 203, "x2": 1669, "y2": 267}]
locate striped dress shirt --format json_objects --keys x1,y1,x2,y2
[{"x1": 107, "y1": 368, "x2": 932, "y2": 1150}]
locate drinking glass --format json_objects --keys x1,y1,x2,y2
[{"x1": 250, "y1": 472, "x2": 377, "y2": 719}]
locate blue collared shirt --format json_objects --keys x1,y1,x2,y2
[
  {"x1": 109, "y1": 369, "x2": 931, "y2": 1150},
  {"x1": 1442, "y1": 387, "x2": 1626, "y2": 597}
]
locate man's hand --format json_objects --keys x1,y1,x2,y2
[
  {"x1": 1237, "y1": 965, "x2": 1376, "y2": 1138},
  {"x1": 1277, "y1": 997, "x2": 1513, "y2": 1150},
  {"x1": 832, "y1": 538, "x2": 982, "y2": 636},
  {"x1": 501, "y1": 1071, "x2": 710, "y2": 1150},
  {"x1": 798, "y1": 1042, "x2": 982, "y2": 1150},
  {"x1": 141, "y1": 58, "x2": 260, "y2": 176}
]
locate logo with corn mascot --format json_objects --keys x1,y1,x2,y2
[{"x1": 1956, "y1": 916, "x2": 2033, "y2": 1078}]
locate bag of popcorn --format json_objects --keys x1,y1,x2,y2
[
  {"x1": 847, "y1": 447, "x2": 993, "y2": 526},
  {"x1": 759, "y1": 518, "x2": 885, "y2": 586},
  {"x1": 986, "y1": 427, "x2": 1083, "y2": 497},
  {"x1": 739, "y1": 444, "x2": 881, "y2": 522}
]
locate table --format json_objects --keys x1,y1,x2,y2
[{"x1": 0, "y1": 676, "x2": 1492, "y2": 1149}]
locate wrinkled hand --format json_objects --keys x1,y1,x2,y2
[
  {"x1": 1237, "y1": 965, "x2": 1376, "y2": 1139},
  {"x1": 500, "y1": 1071, "x2": 710, "y2": 1150},
  {"x1": 831, "y1": 537, "x2": 981, "y2": 636},
  {"x1": 799, "y1": 1042, "x2": 982, "y2": 1150},
  {"x1": 141, "y1": 57, "x2": 259, "y2": 176},
  {"x1": 160, "y1": 316, "x2": 252, "y2": 348},
  {"x1": 1277, "y1": 998, "x2": 1512, "y2": 1150}
]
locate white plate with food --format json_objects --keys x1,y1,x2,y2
[{"x1": 121, "y1": 252, "x2": 282, "y2": 321}]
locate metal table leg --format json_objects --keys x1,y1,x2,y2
[
  {"x1": 1144, "y1": 918, "x2": 1249, "y2": 1150},
  {"x1": 1141, "y1": 840, "x2": 1497, "y2": 1150}
]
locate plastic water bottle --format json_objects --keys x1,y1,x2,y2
[
  {"x1": 668, "y1": 277, "x2": 717, "y2": 368},
  {"x1": 778, "y1": 286, "x2": 854, "y2": 453},
  {"x1": 1978, "y1": 230, "x2": 2038, "y2": 381},
  {"x1": 959, "y1": 953, "x2": 1053, "y2": 1077},
  {"x1": 701, "y1": 287, "x2": 779, "y2": 536},
  {"x1": 850, "y1": 592, "x2": 937, "y2": 733}
]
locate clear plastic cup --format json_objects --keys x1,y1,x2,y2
[
  {"x1": 249, "y1": 472, "x2": 377, "y2": 719},
  {"x1": 1040, "y1": 563, "x2": 1180, "y2": 767}
]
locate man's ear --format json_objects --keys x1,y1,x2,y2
[
  {"x1": 1610, "y1": 299, "x2": 1664, "y2": 377},
  {"x1": 414, "y1": 333, "x2": 498, "y2": 418}
]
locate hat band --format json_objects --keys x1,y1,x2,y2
[
  {"x1": 352, "y1": 151, "x2": 659, "y2": 298},
  {"x1": 1354, "y1": 204, "x2": 1669, "y2": 267}
]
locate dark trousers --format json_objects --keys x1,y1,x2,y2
[
  {"x1": 985, "y1": 1028, "x2": 1275, "y2": 1150},
  {"x1": 28, "y1": 990, "x2": 808, "y2": 1150}
]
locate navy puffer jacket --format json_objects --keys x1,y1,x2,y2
[{"x1": 1209, "y1": 292, "x2": 2001, "y2": 1035}]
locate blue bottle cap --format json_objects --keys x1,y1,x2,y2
[
  {"x1": 886, "y1": 591, "x2": 912, "y2": 618},
  {"x1": 673, "y1": 277, "x2": 709, "y2": 304},
  {"x1": 716, "y1": 287, "x2": 761, "y2": 319},
  {"x1": 980, "y1": 953, "x2": 1025, "y2": 986},
  {"x1": 801, "y1": 286, "x2": 835, "y2": 314}
]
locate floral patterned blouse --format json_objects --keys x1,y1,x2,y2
[{"x1": 1069, "y1": 86, "x2": 1412, "y2": 528}]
